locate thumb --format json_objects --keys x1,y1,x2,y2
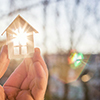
[{"x1": 0, "y1": 45, "x2": 10, "y2": 78}]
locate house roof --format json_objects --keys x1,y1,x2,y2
[{"x1": 1, "y1": 15, "x2": 38, "y2": 35}]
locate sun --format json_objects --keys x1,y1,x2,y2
[{"x1": 12, "y1": 27, "x2": 28, "y2": 46}]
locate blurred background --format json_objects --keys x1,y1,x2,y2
[{"x1": 0, "y1": 0, "x2": 100, "y2": 100}]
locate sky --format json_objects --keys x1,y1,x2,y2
[{"x1": 0, "y1": 0, "x2": 100, "y2": 54}]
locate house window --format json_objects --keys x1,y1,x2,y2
[
  {"x1": 13, "y1": 45, "x2": 27, "y2": 55},
  {"x1": 14, "y1": 47, "x2": 19, "y2": 55},
  {"x1": 21, "y1": 46, "x2": 27, "y2": 55}
]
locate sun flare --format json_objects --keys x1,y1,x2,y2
[{"x1": 12, "y1": 27, "x2": 28, "y2": 46}]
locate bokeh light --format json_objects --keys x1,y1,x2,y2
[{"x1": 81, "y1": 74, "x2": 91, "y2": 82}]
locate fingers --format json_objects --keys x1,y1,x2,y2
[
  {"x1": 30, "y1": 48, "x2": 48, "y2": 100},
  {"x1": 16, "y1": 90, "x2": 34, "y2": 100},
  {"x1": 32, "y1": 48, "x2": 48, "y2": 78},
  {"x1": 0, "y1": 45, "x2": 10, "y2": 78},
  {"x1": 34, "y1": 62, "x2": 47, "y2": 89},
  {"x1": 31, "y1": 62, "x2": 47, "y2": 100},
  {"x1": 0, "y1": 85, "x2": 5, "y2": 100},
  {"x1": 20, "y1": 60, "x2": 35, "y2": 90},
  {"x1": 4, "y1": 47, "x2": 48, "y2": 99},
  {"x1": 3, "y1": 86, "x2": 20, "y2": 100},
  {"x1": 20, "y1": 48, "x2": 49, "y2": 90},
  {"x1": 4, "y1": 60, "x2": 27, "y2": 88}
]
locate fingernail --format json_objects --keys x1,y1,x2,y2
[{"x1": 35, "y1": 48, "x2": 40, "y2": 53}]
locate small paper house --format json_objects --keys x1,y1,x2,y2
[{"x1": 2, "y1": 15, "x2": 38, "y2": 59}]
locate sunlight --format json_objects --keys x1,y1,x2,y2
[{"x1": 12, "y1": 27, "x2": 28, "y2": 46}]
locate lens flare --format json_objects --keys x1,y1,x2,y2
[
  {"x1": 49, "y1": 52, "x2": 91, "y2": 84},
  {"x1": 68, "y1": 52, "x2": 84, "y2": 69}
]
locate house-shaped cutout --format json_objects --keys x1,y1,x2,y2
[{"x1": 2, "y1": 15, "x2": 38, "y2": 59}]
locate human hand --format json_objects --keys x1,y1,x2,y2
[
  {"x1": 0, "y1": 45, "x2": 10, "y2": 100},
  {"x1": 0, "y1": 46, "x2": 48, "y2": 100},
  {"x1": 0, "y1": 45, "x2": 10, "y2": 78}
]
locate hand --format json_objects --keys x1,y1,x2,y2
[
  {"x1": 0, "y1": 45, "x2": 10, "y2": 100},
  {"x1": 0, "y1": 46, "x2": 48, "y2": 100},
  {"x1": 0, "y1": 45, "x2": 10, "y2": 78}
]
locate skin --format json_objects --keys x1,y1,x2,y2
[{"x1": 0, "y1": 45, "x2": 48, "y2": 100}]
